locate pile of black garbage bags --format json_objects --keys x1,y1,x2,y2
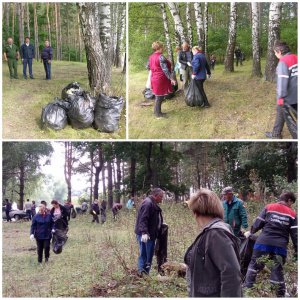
[{"x1": 41, "y1": 82, "x2": 124, "y2": 133}]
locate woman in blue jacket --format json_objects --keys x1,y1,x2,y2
[
  {"x1": 30, "y1": 203, "x2": 54, "y2": 263},
  {"x1": 191, "y1": 46, "x2": 211, "y2": 108}
]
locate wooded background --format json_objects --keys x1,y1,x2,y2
[
  {"x1": 129, "y1": 2, "x2": 297, "y2": 80},
  {"x1": 3, "y1": 142, "x2": 297, "y2": 210}
]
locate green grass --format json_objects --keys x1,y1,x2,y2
[
  {"x1": 128, "y1": 60, "x2": 292, "y2": 139},
  {"x1": 2, "y1": 202, "x2": 297, "y2": 297},
  {"x1": 2, "y1": 61, "x2": 126, "y2": 139}
]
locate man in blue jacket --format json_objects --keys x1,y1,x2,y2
[
  {"x1": 222, "y1": 186, "x2": 248, "y2": 237},
  {"x1": 135, "y1": 188, "x2": 164, "y2": 275},
  {"x1": 20, "y1": 36, "x2": 35, "y2": 79},
  {"x1": 41, "y1": 40, "x2": 53, "y2": 80}
]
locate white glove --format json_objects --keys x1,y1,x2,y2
[
  {"x1": 187, "y1": 62, "x2": 192, "y2": 67},
  {"x1": 30, "y1": 234, "x2": 35, "y2": 241},
  {"x1": 244, "y1": 231, "x2": 251, "y2": 238},
  {"x1": 51, "y1": 229, "x2": 55, "y2": 233},
  {"x1": 207, "y1": 74, "x2": 211, "y2": 79},
  {"x1": 191, "y1": 75, "x2": 196, "y2": 80},
  {"x1": 141, "y1": 234, "x2": 150, "y2": 243}
]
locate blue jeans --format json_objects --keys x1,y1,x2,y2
[
  {"x1": 23, "y1": 58, "x2": 33, "y2": 77},
  {"x1": 137, "y1": 235, "x2": 155, "y2": 274},
  {"x1": 43, "y1": 60, "x2": 51, "y2": 79}
]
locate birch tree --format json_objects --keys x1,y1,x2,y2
[
  {"x1": 99, "y1": 2, "x2": 111, "y2": 57},
  {"x1": 17, "y1": 3, "x2": 24, "y2": 46},
  {"x1": 186, "y1": 3, "x2": 193, "y2": 45},
  {"x1": 46, "y1": 3, "x2": 51, "y2": 44},
  {"x1": 114, "y1": 3, "x2": 126, "y2": 68},
  {"x1": 204, "y1": 2, "x2": 208, "y2": 54},
  {"x1": 161, "y1": 3, "x2": 174, "y2": 66},
  {"x1": 194, "y1": 3, "x2": 204, "y2": 47},
  {"x1": 64, "y1": 142, "x2": 73, "y2": 201},
  {"x1": 265, "y1": 2, "x2": 282, "y2": 82},
  {"x1": 78, "y1": 2, "x2": 110, "y2": 94},
  {"x1": 224, "y1": 2, "x2": 237, "y2": 72},
  {"x1": 251, "y1": 2, "x2": 262, "y2": 77},
  {"x1": 168, "y1": 3, "x2": 186, "y2": 45}
]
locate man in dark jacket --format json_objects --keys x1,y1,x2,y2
[
  {"x1": 243, "y1": 192, "x2": 297, "y2": 297},
  {"x1": 112, "y1": 203, "x2": 123, "y2": 220},
  {"x1": 41, "y1": 40, "x2": 53, "y2": 80},
  {"x1": 135, "y1": 188, "x2": 164, "y2": 274},
  {"x1": 222, "y1": 186, "x2": 248, "y2": 237},
  {"x1": 179, "y1": 42, "x2": 193, "y2": 90},
  {"x1": 235, "y1": 47, "x2": 243, "y2": 66},
  {"x1": 20, "y1": 37, "x2": 35, "y2": 79},
  {"x1": 4, "y1": 199, "x2": 12, "y2": 222},
  {"x1": 91, "y1": 200, "x2": 100, "y2": 223},
  {"x1": 265, "y1": 41, "x2": 298, "y2": 139}
]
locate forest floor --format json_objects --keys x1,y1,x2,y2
[
  {"x1": 2, "y1": 202, "x2": 297, "y2": 297},
  {"x1": 128, "y1": 60, "x2": 292, "y2": 139},
  {"x1": 2, "y1": 61, "x2": 126, "y2": 139}
]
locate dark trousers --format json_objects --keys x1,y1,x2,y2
[
  {"x1": 43, "y1": 60, "x2": 51, "y2": 79},
  {"x1": 36, "y1": 239, "x2": 50, "y2": 263},
  {"x1": 26, "y1": 209, "x2": 32, "y2": 220},
  {"x1": 8, "y1": 59, "x2": 18, "y2": 78},
  {"x1": 23, "y1": 58, "x2": 33, "y2": 77},
  {"x1": 273, "y1": 104, "x2": 297, "y2": 137},
  {"x1": 236, "y1": 57, "x2": 243, "y2": 66},
  {"x1": 194, "y1": 79, "x2": 210, "y2": 106},
  {"x1": 6, "y1": 211, "x2": 11, "y2": 222},
  {"x1": 92, "y1": 214, "x2": 99, "y2": 223},
  {"x1": 244, "y1": 250, "x2": 286, "y2": 297},
  {"x1": 154, "y1": 96, "x2": 165, "y2": 116},
  {"x1": 137, "y1": 235, "x2": 156, "y2": 274}
]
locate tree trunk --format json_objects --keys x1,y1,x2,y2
[
  {"x1": 130, "y1": 149, "x2": 136, "y2": 197},
  {"x1": 115, "y1": 158, "x2": 122, "y2": 203},
  {"x1": 77, "y1": 13, "x2": 83, "y2": 63},
  {"x1": 102, "y1": 165, "x2": 107, "y2": 200},
  {"x1": 265, "y1": 2, "x2": 282, "y2": 82},
  {"x1": 33, "y1": 3, "x2": 39, "y2": 61},
  {"x1": 64, "y1": 142, "x2": 72, "y2": 201},
  {"x1": 114, "y1": 3, "x2": 125, "y2": 68},
  {"x1": 99, "y1": 3, "x2": 111, "y2": 58},
  {"x1": 5, "y1": 3, "x2": 10, "y2": 36},
  {"x1": 93, "y1": 144, "x2": 104, "y2": 200},
  {"x1": 224, "y1": 2, "x2": 237, "y2": 72},
  {"x1": 12, "y1": 3, "x2": 15, "y2": 39},
  {"x1": 17, "y1": 3, "x2": 24, "y2": 47},
  {"x1": 145, "y1": 142, "x2": 153, "y2": 188},
  {"x1": 251, "y1": 3, "x2": 262, "y2": 77},
  {"x1": 186, "y1": 3, "x2": 193, "y2": 45},
  {"x1": 204, "y1": 2, "x2": 208, "y2": 55},
  {"x1": 58, "y1": 4, "x2": 62, "y2": 60},
  {"x1": 78, "y1": 2, "x2": 109, "y2": 94},
  {"x1": 19, "y1": 162, "x2": 25, "y2": 210},
  {"x1": 107, "y1": 159, "x2": 113, "y2": 208},
  {"x1": 168, "y1": 3, "x2": 186, "y2": 45},
  {"x1": 46, "y1": 3, "x2": 51, "y2": 44},
  {"x1": 194, "y1": 3, "x2": 204, "y2": 47},
  {"x1": 90, "y1": 152, "x2": 93, "y2": 204},
  {"x1": 26, "y1": 3, "x2": 30, "y2": 38},
  {"x1": 122, "y1": 52, "x2": 126, "y2": 74},
  {"x1": 161, "y1": 4, "x2": 174, "y2": 66}
]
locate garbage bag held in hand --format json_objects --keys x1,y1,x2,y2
[
  {"x1": 71, "y1": 208, "x2": 76, "y2": 219},
  {"x1": 283, "y1": 104, "x2": 297, "y2": 139},
  {"x1": 94, "y1": 94, "x2": 124, "y2": 133},
  {"x1": 240, "y1": 235, "x2": 257, "y2": 279},
  {"x1": 68, "y1": 93, "x2": 94, "y2": 129},
  {"x1": 61, "y1": 82, "x2": 84, "y2": 101},
  {"x1": 143, "y1": 88, "x2": 155, "y2": 100},
  {"x1": 185, "y1": 80, "x2": 205, "y2": 107},
  {"x1": 41, "y1": 100, "x2": 70, "y2": 130},
  {"x1": 52, "y1": 229, "x2": 68, "y2": 255}
]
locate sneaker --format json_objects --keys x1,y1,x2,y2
[
  {"x1": 30, "y1": 76, "x2": 34, "y2": 79},
  {"x1": 265, "y1": 132, "x2": 282, "y2": 139}
]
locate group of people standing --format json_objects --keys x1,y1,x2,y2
[
  {"x1": 134, "y1": 187, "x2": 297, "y2": 297},
  {"x1": 3, "y1": 37, "x2": 53, "y2": 80},
  {"x1": 91, "y1": 199, "x2": 123, "y2": 224},
  {"x1": 147, "y1": 41, "x2": 211, "y2": 118}
]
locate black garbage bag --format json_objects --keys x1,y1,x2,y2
[
  {"x1": 61, "y1": 82, "x2": 84, "y2": 101},
  {"x1": 41, "y1": 99, "x2": 70, "y2": 130},
  {"x1": 71, "y1": 208, "x2": 76, "y2": 219},
  {"x1": 143, "y1": 88, "x2": 155, "y2": 100},
  {"x1": 240, "y1": 235, "x2": 257, "y2": 280},
  {"x1": 155, "y1": 224, "x2": 168, "y2": 274},
  {"x1": 94, "y1": 94, "x2": 124, "y2": 133},
  {"x1": 52, "y1": 228, "x2": 68, "y2": 254},
  {"x1": 185, "y1": 79, "x2": 205, "y2": 107},
  {"x1": 68, "y1": 93, "x2": 94, "y2": 129},
  {"x1": 283, "y1": 104, "x2": 297, "y2": 139}
]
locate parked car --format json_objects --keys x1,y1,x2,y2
[{"x1": 2, "y1": 207, "x2": 29, "y2": 221}]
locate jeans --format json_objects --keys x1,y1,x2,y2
[
  {"x1": 43, "y1": 60, "x2": 51, "y2": 79},
  {"x1": 26, "y1": 209, "x2": 32, "y2": 220},
  {"x1": 36, "y1": 239, "x2": 50, "y2": 263},
  {"x1": 137, "y1": 235, "x2": 155, "y2": 274},
  {"x1": 23, "y1": 58, "x2": 33, "y2": 77}
]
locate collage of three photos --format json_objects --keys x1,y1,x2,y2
[{"x1": 2, "y1": 1, "x2": 298, "y2": 298}]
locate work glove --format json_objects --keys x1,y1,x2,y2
[
  {"x1": 187, "y1": 62, "x2": 192, "y2": 67},
  {"x1": 191, "y1": 74, "x2": 196, "y2": 80},
  {"x1": 277, "y1": 98, "x2": 284, "y2": 106},
  {"x1": 141, "y1": 234, "x2": 150, "y2": 243},
  {"x1": 30, "y1": 234, "x2": 35, "y2": 241},
  {"x1": 244, "y1": 231, "x2": 251, "y2": 238},
  {"x1": 51, "y1": 229, "x2": 56, "y2": 233}
]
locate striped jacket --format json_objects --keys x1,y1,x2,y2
[
  {"x1": 277, "y1": 53, "x2": 298, "y2": 105},
  {"x1": 250, "y1": 202, "x2": 297, "y2": 254}
]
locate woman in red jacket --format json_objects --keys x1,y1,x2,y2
[{"x1": 148, "y1": 41, "x2": 176, "y2": 118}]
